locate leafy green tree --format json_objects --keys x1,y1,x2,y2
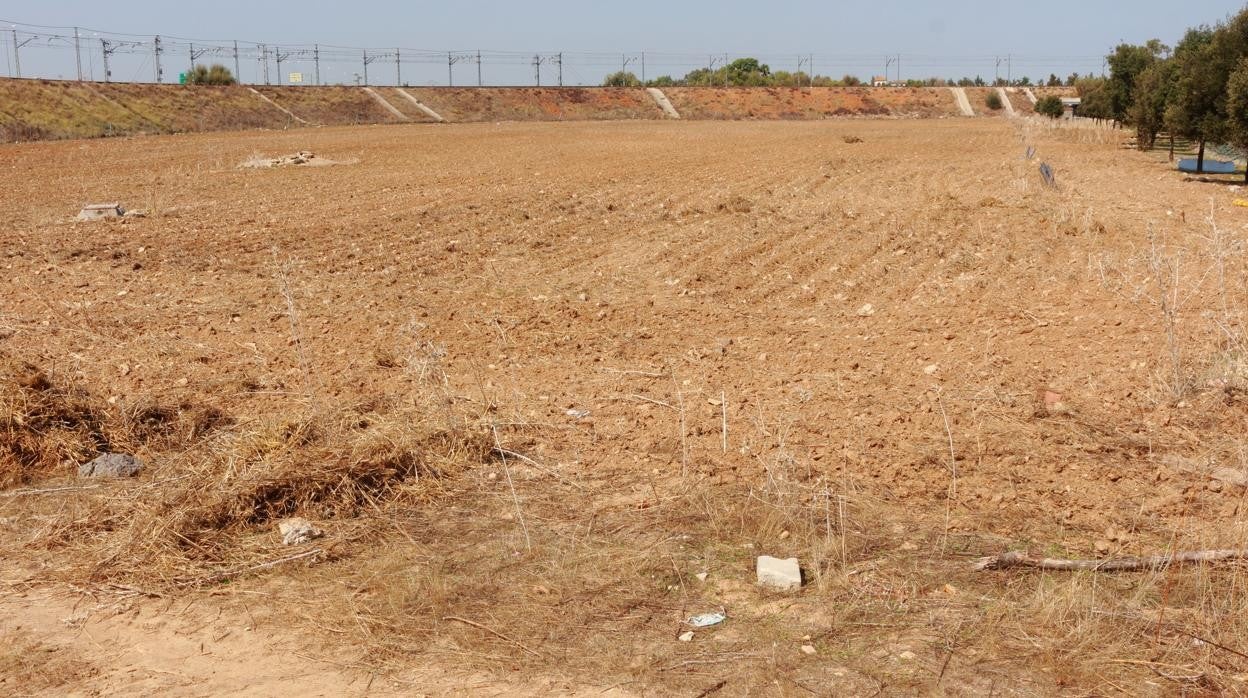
[
  {"x1": 1168, "y1": 26, "x2": 1221, "y2": 171},
  {"x1": 1105, "y1": 40, "x2": 1168, "y2": 123},
  {"x1": 602, "y1": 71, "x2": 641, "y2": 87},
  {"x1": 186, "y1": 64, "x2": 236, "y2": 85},
  {"x1": 1130, "y1": 59, "x2": 1177, "y2": 150},
  {"x1": 1036, "y1": 95, "x2": 1065, "y2": 119},
  {"x1": 726, "y1": 58, "x2": 771, "y2": 86},
  {"x1": 1225, "y1": 57, "x2": 1248, "y2": 181},
  {"x1": 1075, "y1": 77, "x2": 1113, "y2": 119},
  {"x1": 647, "y1": 75, "x2": 676, "y2": 87}
]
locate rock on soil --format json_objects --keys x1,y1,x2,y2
[
  {"x1": 240, "y1": 151, "x2": 340, "y2": 169},
  {"x1": 78, "y1": 453, "x2": 143, "y2": 478},
  {"x1": 278, "y1": 518, "x2": 324, "y2": 545},
  {"x1": 756, "y1": 555, "x2": 802, "y2": 591}
]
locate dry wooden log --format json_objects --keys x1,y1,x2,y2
[{"x1": 974, "y1": 549, "x2": 1248, "y2": 572}]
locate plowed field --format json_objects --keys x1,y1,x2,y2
[{"x1": 6, "y1": 118, "x2": 1248, "y2": 695}]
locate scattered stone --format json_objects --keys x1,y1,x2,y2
[
  {"x1": 240, "y1": 151, "x2": 340, "y2": 169},
  {"x1": 757, "y1": 555, "x2": 802, "y2": 591},
  {"x1": 923, "y1": 364, "x2": 939, "y2": 376},
  {"x1": 899, "y1": 541, "x2": 919, "y2": 551},
  {"x1": 678, "y1": 631, "x2": 695, "y2": 643},
  {"x1": 278, "y1": 517, "x2": 324, "y2": 546},
  {"x1": 78, "y1": 453, "x2": 142, "y2": 478},
  {"x1": 856, "y1": 303, "x2": 876, "y2": 317},
  {"x1": 122, "y1": 209, "x2": 147, "y2": 219},
  {"x1": 897, "y1": 650, "x2": 917, "y2": 661},
  {"x1": 1094, "y1": 539, "x2": 1112, "y2": 555},
  {"x1": 566, "y1": 408, "x2": 590, "y2": 419},
  {"x1": 695, "y1": 571, "x2": 709, "y2": 583},
  {"x1": 801, "y1": 644, "x2": 817, "y2": 655},
  {"x1": 76, "y1": 203, "x2": 124, "y2": 222},
  {"x1": 779, "y1": 530, "x2": 791, "y2": 540}
]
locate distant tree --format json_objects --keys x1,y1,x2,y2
[
  {"x1": 726, "y1": 57, "x2": 771, "y2": 86},
  {"x1": 985, "y1": 91, "x2": 1004, "y2": 110},
  {"x1": 973, "y1": 75, "x2": 986, "y2": 87},
  {"x1": 1075, "y1": 77, "x2": 1113, "y2": 119},
  {"x1": 602, "y1": 71, "x2": 641, "y2": 87},
  {"x1": 1017, "y1": 76, "x2": 1032, "y2": 86},
  {"x1": 840, "y1": 74, "x2": 863, "y2": 86},
  {"x1": 1065, "y1": 72, "x2": 1080, "y2": 86},
  {"x1": 1130, "y1": 59, "x2": 1177, "y2": 150},
  {"x1": 1047, "y1": 73, "x2": 1062, "y2": 87},
  {"x1": 1105, "y1": 40, "x2": 1167, "y2": 122},
  {"x1": 1036, "y1": 95, "x2": 1065, "y2": 119},
  {"x1": 647, "y1": 75, "x2": 676, "y2": 87},
  {"x1": 186, "y1": 64, "x2": 236, "y2": 85},
  {"x1": 1168, "y1": 26, "x2": 1222, "y2": 171},
  {"x1": 1225, "y1": 57, "x2": 1248, "y2": 181},
  {"x1": 682, "y1": 67, "x2": 716, "y2": 86}
]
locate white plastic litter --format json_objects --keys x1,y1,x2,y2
[{"x1": 687, "y1": 612, "x2": 726, "y2": 628}]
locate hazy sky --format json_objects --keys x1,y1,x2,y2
[{"x1": 4, "y1": 1, "x2": 1246, "y2": 85}]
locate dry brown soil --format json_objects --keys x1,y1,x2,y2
[{"x1": 5, "y1": 118, "x2": 1248, "y2": 694}]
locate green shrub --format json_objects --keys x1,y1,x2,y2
[
  {"x1": 1036, "y1": 95, "x2": 1065, "y2": 119},
  {"x1": 602, "y1": 71, "x2": 641, "y2": 87},
  {"x1": 186, "y1": 64, "x2": 236, "y2": 86},
  {"x1": 985, "y1": 91, "x2": 1004, "y2": 110}
]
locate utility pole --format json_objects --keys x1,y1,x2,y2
[
  {"x1": 101, "y1": 39, "x2": 115, "y2": 82},
  {"x1": 396, "y1": 48, "x2": 401, "y2": 86},
  {"x1": 641, "y1": 51, "x2": 646, "y2": 83},
  {"x1": 74, "y1": 27, "x2": 82, "y2": 81},
  {"x1": 363, "y1": 49, "x2": 369, "y2": 86},
  {"x1": 448, "y1": 51, "x2": 455, "y2": 86},
  {"x1": 154, "y1": 35, "x2": 163, "y2": 83},
  {"x1": 189, "y1": 43, "x2": 195, "y2": 74},
  {"x1": 314, "y1": 44, "x2": 320, "y2": 85},
  {"x1": 884, "y1": 56, "x2": 895, "y2": 85},
  {"x1": 13, "y1": 30, "x2": 35, "y2": 79},
  {"x1": 477, "y1": 49, "x2": 482, "y2": 86},
  {"x1": 274, "y1": 46, "x2": 287, "y2": 85},
  {"x1": 557, "y1": 52, "x2": 563, "y2": 86},
  {"x1": 233, "y1": 40, "x2": 240, "y2": 84},
  {"x1": 1007, "y1": 54, "x2": 1012, "y2": 84}
]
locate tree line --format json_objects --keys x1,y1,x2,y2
[{"x1": 1102, "y1": 7, "x2": 1248, "y2": 177}]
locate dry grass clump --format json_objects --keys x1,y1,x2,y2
[
  {"x1": 0, "y1": 349, "x2": 492, "y2": 587},
  {"x1": 18, "y1": 400, "x2": 492, "y2": 587},
  {"x1": 0, "y1": 353, "x2": 111, "y2": 488}
]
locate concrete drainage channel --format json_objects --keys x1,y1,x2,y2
[
  {"x1": 949, "y1": 87, "x2": 974, "y2": 117},
  {"x1": 362, "y1": 87, "x2": 410, "y2": 122},
  {"x1": 394, "y1": 89, "x2": 446, "y2": 123},
  {"x1": 647, "y1": 88, "x2": 681, "y2": 119}
]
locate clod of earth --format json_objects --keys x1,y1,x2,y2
[
  {"x1": 75, "y1": 203, "x2": 124, "y2": 222},
  {"x1": 78, "y1": 453, "x2": 142, "y2": 478}
]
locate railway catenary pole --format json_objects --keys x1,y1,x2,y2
[
  {"x1": 362, "y1": 49, "x2": 368, "y2": 86},
  {"x1": 641, "y1": 51, "x2": 645, "y2": 83},
  {"x1": 477, "y1": 49, "x2": 482, "y2": 86},
  {"x1": 396, "y1": 48, "x2": 401, "y2": 85},
  {"x1": 100, "y1": 39, "x2": 110, "y2": 82},
  {"x1": 314, "y1": 44, "x2": 320, "y2": 85},
  {"x1": 189, "y1": 43, "x2": 194, "y2": 74},
  {"x1": 557, "y1": 52, "x2": 563, "y2": 86},
  {"x1": 154, "y1": 35, "x2": 163, "y2": 82},
  {"x1": 11, "y1": 29, "x2": 20, "y2": 79},
  {"x1": 74, "y1": 27, "x2": 82, "y2": 81},
  {"x1": 233, "y1": 40, "x2": 240, "y2": 84},
  {"x1": 448, "y1": 51, "x2": 453, "y2": 86}
]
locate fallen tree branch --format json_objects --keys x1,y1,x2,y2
[
  {"x1": 974, "y1": 549, "x2": 1248, "y2": 572},
  {"x1": 187, "y1": 548, "x2": 325, "y2": 586}
]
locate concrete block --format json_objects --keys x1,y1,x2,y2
[{"x1": 757, "y1": 555, "x2": 802, "y2": 591}]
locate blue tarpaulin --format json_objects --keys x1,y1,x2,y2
[{"x1": 1178, "y1": 158, "x2": 1238, "y2": 174}]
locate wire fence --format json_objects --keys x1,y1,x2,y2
[{"x1": 0, "y1": 18, "x2": 1107, "y2": 88}]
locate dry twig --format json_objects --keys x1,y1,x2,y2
[{"x1": 974, "y1": 549, "x2": 1248, "y2": 572}]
